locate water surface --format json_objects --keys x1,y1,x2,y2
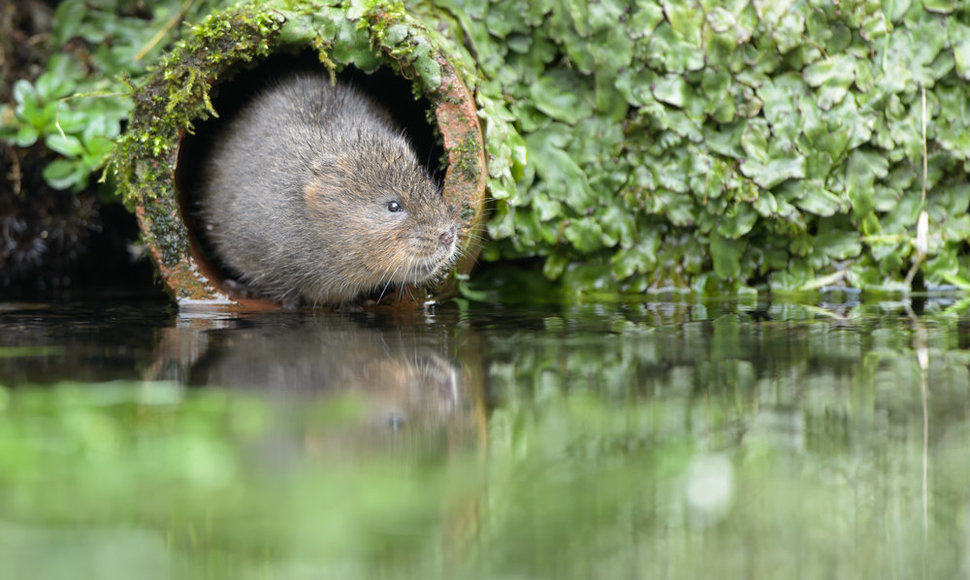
[{"x1": 0, "y1": 298, "x2": 967, "y2": 579}]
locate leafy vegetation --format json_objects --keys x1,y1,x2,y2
[
  {"x1": 0, "y1": 0, "x2": 230, "y2": 193},
  {"x1": 444, "y1": 0, "x2": 970, "y2": 295},
  {"x1": 4, "y1": 0, "x2": 970, "y2": 296}
]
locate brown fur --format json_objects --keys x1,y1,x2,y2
[{"x1": 198, "y1": 71, "x2": 458, "y2": 305}]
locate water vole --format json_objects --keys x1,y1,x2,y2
[{"x1": 198, "y1": 70, "x2": 459, "y2": 306}]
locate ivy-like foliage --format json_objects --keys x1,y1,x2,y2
[
  {"x1": 439, "y1": 0, "x2": 970, "y2": 295},
  {"x1": 0, "y1": 0, "x2": 236, "y2": 193}
]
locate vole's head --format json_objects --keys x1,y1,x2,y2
[{"x1": 303, "y1": 136, "x2": 459, "y2": 297}]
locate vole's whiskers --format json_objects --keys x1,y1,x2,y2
[{"x1": 377, "y1": 262, "x2": 401, "y2": 303}]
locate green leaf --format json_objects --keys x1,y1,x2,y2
[
  {"x1": 533, "y1": 192, "x2": 562, "y2": 221},
  {"x1": 14, "y1": 124, "x2": 39, "y2": 147},
  {"x1": 616, "y1": 67, "x2": 658, "y2": 107},
  {"x1": 563, "y1": 217, "x2": 604, "y2": 253},
  {"x1": 82, "y1": 136, "x2": 115, "y2": 169},
  {"x1": 12, "y1": 79, "x2": 37, "y2": 107},
  {"x1": 954, "y1": 39, "x2": 970, "y2": 81},
  {"x1": 772, "y1": 8, "x2": 806, "y2": 53},
  {"x1": 81, "y1": 112, "x2": 120, "y2": 143},
  {"x1": 704, "y1": 122, "x2": 745, "y2": 158},
  {"x1": 791, "y1": 183, "x2": 842, "y2": 217},
  {"x1": 594, "y1": 72, "x2": 630, "y2": 120},
  {"x1": 647, "y1": 22, "x2": 704, "y2": 73},
  {"x1": 662, "y1": 0, "x2": 703, "y2": 46},
  {"x1": 923, "y1": 0, "x2": 955, "y2": 13},
  {"x1": 44, "y1": 53, "x2": 84, "y2": 83},
  {"x1": 924, "y1": 251, "x2": 959, "y2": 286},
  {"x1": 34, "y1": 72, "x2": 74, "y2": 102},
  {"x1": 525, "y1": 124, "x2": 594, "y2": 211},
  {"x1": 814, "y1": 228, "x2": 862, "y2": 260},
  {"x1": 845, "y1": 150, "x2": 888, "y2": 218},
  {"x1": 45, "y1": 133, "x2": 85, "y2": 157},
  {"x1": 565, "y1": 0, "x2": 591, "y2": 37},
  {"x1": 651, "y1": 187, "x2": 695, "y2": 226},
  {"x1": 542, "y1": 253, "x2": 570, "y2": 279},
  {"x1": 652, "y1": 74, "x2": 691, "y2": 109},
  {"x1": 611, "y1": 240, "x2": 657, "y2": 279},
  {"x1": 628, "y1": 2, "x2": 664, "y2": 38},
  {"x1": 598, "y1": 205, "x2": 637, "y2": 248},
  {"x1": 414, "y1": 55, "x2": 443, "y2": 92},
  {"x1": 740, "y1": 119, "x2": 770, "y2": 161},
  {"x1": 759, "y1": 73, "x2": 804, "y2": 144},
  {"x1": 715, "y1": 203, "x2": 759, "y2": 239},
  {"x1": 42, "y1": 158, "x2": 85, "y2": 190},
  {"x1": 710, "y1": 234, "x2": 746, "y2": 279},
  {"x1": 802, "y1": 55, "x2": 855, "y2": 109},
  {"x1": 530, "y1": 69, "x2": 594, "y2": 124},
  {"x1": 739, "y1": 156, "x2": 805, "y2": 189},
  {"x1": 587, "y1": 0, "x2": 627, "y2": 33},
  {"x1": 590, "y1": 21, "x2": 635, "y2": 67}
]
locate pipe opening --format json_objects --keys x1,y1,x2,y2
[{"x1": 175, "y1": 52, "x2": 447, "y2": 306}]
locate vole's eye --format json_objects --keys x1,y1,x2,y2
[{"x1": 387, "y1": 200, "x2": 403, "y2": 213}]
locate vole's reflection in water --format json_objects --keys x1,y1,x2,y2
[{"x1": 184, "y1": 312, "x2": 469, "y2": 467}]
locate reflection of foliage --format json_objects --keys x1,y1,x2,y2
[
  {"x1": 472, "y1": 304, "x2": 970, "y2": 579},
  {"x1": 1, "y1": 305, "x2": 970, "y2": 577},
  {"x1": 0, "y1": 382, "x2": 474, "y2": 579}
]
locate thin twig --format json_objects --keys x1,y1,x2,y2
[
  {"x1": 921, "y1": 86, "x2": 927, "y2": 203},
  {"x1": 135, "y1": 0, "x2": 195, "y2": 62},
  {"x1": 905, "y1": 86, "x2": 929, "y2": 288}
]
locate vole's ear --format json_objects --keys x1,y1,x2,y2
[
  {"x1": 304, "y1": 153, "x2": 358, "y2": 212},
  {"x1": 308, "y1": 154, "x2": 354, "y2": 177},
  {"x1": 307, "y1": 155, "x2": 337, "y2": 176}
]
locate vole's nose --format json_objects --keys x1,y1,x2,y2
[{"x1": 439, "y1": 230, "x2": 455, "y2": 247}]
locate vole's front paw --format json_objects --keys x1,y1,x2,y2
[{"x1": 221, "y1": 278, "x2": 260, "y2": 300}]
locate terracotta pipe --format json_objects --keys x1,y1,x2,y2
[{"x1": 113, "y1": 3, "x2": 486, "y2": 308}]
